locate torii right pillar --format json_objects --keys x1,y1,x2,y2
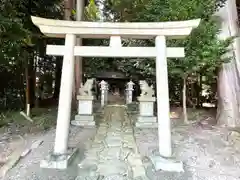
[
  {"x1": 155, "y1": 36, "x2": 172, "y2": 157},
  {"x1": 151, "y1": 35, "x2": 192, "y2": 172}
]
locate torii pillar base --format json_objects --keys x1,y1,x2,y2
[
  {"x1": 40, "y1": 147, "x2": 78, "y2": 169},
  {"x1": 149, "y1": 154, "x2": 184, "y2": 172}
]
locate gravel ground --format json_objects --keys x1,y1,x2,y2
[
  {"x1": 2, "y1": 103, "x2": 240, "y2": 180},
  {"x1": 134, "y1": 123, "x2": 240, "y2": 180},
  {"x1": 1, "y1": 126, "x2": 96, "y2": 180}
]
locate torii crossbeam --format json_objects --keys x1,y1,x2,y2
[{"x1": 31, "y1": 16, "x2": 200, "y2": 170}]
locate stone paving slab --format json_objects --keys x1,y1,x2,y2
[{"x1": 76, "y1": 106, "x2": 148, "y2": 180}]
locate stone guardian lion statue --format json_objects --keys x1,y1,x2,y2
[
  {"x1": 79, "y1": 78, "x2": 95, "y2": 96},
  {"x1": 139, "y1": 80, "x2": 155, "y2": 97}
]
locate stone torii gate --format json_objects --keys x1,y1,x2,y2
[{"x1": 31, "y1": 16, "x2": 200, "y2": 169}]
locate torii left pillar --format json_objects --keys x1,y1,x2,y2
[{"x1": 40, "y1": 34, "x2": 78, "y2": 169}]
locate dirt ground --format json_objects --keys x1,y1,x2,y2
[
  {"x1": 132, "y1": 107, "x2": 240, "y2": 180},
  {"x1": 134, "y1": 124, "x2": 240, "y2": 180}
]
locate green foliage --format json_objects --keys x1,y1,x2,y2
[
  {"x1": 135, "y1": 0, "x2": 225, "y2": 21},
  {"x1": 99, "y1": 0, "x2": 231, "y2": 105},
  {"x1": 102, "y1": 0, "x2": 231, "y2": 79},
  {"x1": 84, "y1": 0, "x2": 101, "y2": 21},
  {"x1": 0, "y1": 0, "x2": 233, "y2": 111},
  {"x1": 169, "y1": 18, "x2": 232, "y2": 78},
  {"x1": 0, "y1": 0, "x2": 27, "y2": 60},
  {"x1": 0, "y1": 0, "x2": 63, "y2": 109},
  {"x1": 135, "y1": 0, "x2": 231, "y2": 106},
  {"x1": 134, "y1": 0, "x2": 230, "y2": 77},
  {"x1": 103, "y1": 0, "x2": 147, "y2": 21}
]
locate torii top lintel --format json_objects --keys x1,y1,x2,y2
[{"x1": 31, "y1": 16, "x2": 200, "y2": 39}]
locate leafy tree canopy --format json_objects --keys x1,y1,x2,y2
[{"x1": 132, "y1": 0, "x2": 231, "y2": 78}]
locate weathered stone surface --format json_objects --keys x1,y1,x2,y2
[
  {"x1": 100, "y1": 147, "x2": 121, "y2": 160},
  {"x1": 137, "y1": 116, "x2": 157, "y2": 123},
  {"x1": 120, "y1": 147, "x2": 133, "y2": 160},
  {"x1": 134, "y1": 176, "x2": 150, "y2": 180},
  {"x1": 128, "y1": 154, "x2": 143, "y2": 166},
  {"x1": 97, "y1": 129, "x2": 108, "y2": 135},
  {"x1": 123, "y1": 135, "x2": 134, "y2": 140},
  {"x1": 93, "y1": 138, "x2": 104, "y2": 143},
  {"x1": 85, "y1": 153, "x2": 98, "y2": 159},
  {"x1": 72, "y1": 115, "x2": 95, "y2": 127},
  {"x1": 122, "y1": 143, "x2": 135, "y2": 149},
  {"x1": 76, "y1": 176, "x2": 100, "y2": 180},
  {"x1": 76, "y1": 106, "x2": 146, "y2": 180},
  {"x1": 76, "y1": 165, "x2": 100, "y2": 180},
  {"x1": 104, "y1": 137, "x2": 122, "y2": 147},
  {"x1": 40, "y1": 147, "x2": 78, "y2": 169},
  {"x1": 78, "y1": 164, "x2": 98, "y2": 172},
  {"x1": 142, "y1": 156, "x2": 151, "y2": 164},
  {"x1": 30, "y1": 140, "x2": 43, "y2": 149},
  {"x1": 90, "y1": 143, "x2": 105, "y2": 151},
  {"x1": 150, "y1": 155, "x2": 184, "y2": 172},
  {"x1": 79, "y1": 158, "x2": 99, "y2": 168},
  {"x1": 103, "y1": 174, "x2": 128, "y2": 180},
  {"x1": 21, "y1": 148, "x2": 31, "y2": 157},
  {"x1": 98, "y1": 160, "x2": 128, "y2": 176},
  {"x1": 135, "y1": 122, "x2": 158, "y2": 128},
  {"x1": 132, "y1": 165, "x2": 146, "y2": 178}
]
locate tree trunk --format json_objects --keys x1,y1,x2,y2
[
  {"x1": 217, "y1": 0, "x2": 240, "y2": 127},
  {"x1": 53, "y1": 56, "x2": 63, "y2": 99},
  {"x1": 19, "y1": 60, "x2": 25, "y2": 108},
  {"x1": 197, "y1": 74, "x2": 202, "y2": 107},
  {"x1": 29, "y1": 51, "x2": 35, "y2": 107},
  {"x1": 64, "y1": 0, "x2": 72, "y2": 20},
  {"x1": 24, "y1": 50, "x2": 31, "y2": 116},
  {"x1": 183, "y1": 77, "x2": 188, "y2": 123},
  {"x1": 64, "y1": 0, "x2": 77, "y2": 109},
  {"x1": 74, "y1": 0, "x2": 85, "y2": 107},
  {"x1": 35, "y1": 40, "x2": 46, "y2": 107},
  {"x1": 190, "y1": 82, "x2": 196, "y2": 109}
]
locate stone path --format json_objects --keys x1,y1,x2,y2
[{"x1": 76, "y1": 105, "x2": 148, "y2": 180}]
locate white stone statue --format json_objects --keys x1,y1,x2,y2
[
  {"x1": 99, "y1": 80, "x2": 108, "y2": 90},
  {"x1": 139, "y1": 80, "x2": 155, "y2": 97},
  {"x1": 79, "y1": 78, "x2": 95, "y2": 96},
  {"x1": 99, "y1": 80, "x2": 108, "y2": 106},
  {"x1": 126, "y1": 80, "x2": 135, "y2": 104},
  {"x1": 126, "y1": 80, "x2": 135, "y2": 90}
]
